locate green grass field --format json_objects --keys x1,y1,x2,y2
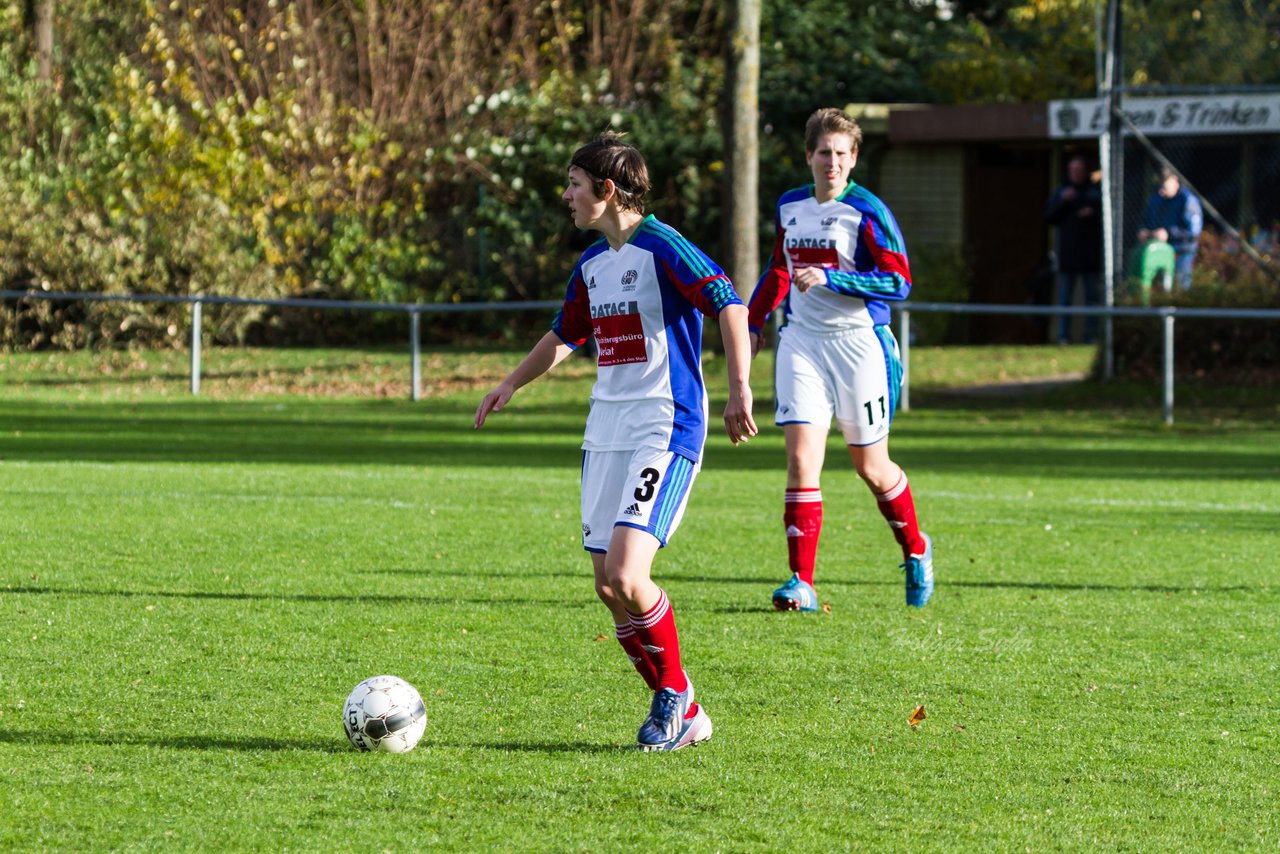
[{"x1": 1, "y1": 345, "x2": 1277, "y2": 850}]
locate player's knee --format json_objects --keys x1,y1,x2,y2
[
  {"x1": 786, "y1": 453, "x2": 820, "y2": 485},
  {"x1": 609, "y1": 577, "x2": 641, "y2": 607},
  {"x1": 605, "y1": 571, "x2": 646, "y2": 610},
  {"x1": 594, "y1": 579, "x2": 616, "y2": 607},
  {"x1": 855, "y1": 458, "x2": 898, "y2": 491}
]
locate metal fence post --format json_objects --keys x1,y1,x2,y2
[
  {"x1": 1103, "y1": 312, "x2": 1114, "y2": 380},
  {"x1": 899, "y1": 308, "x2": 911, "y2": 413},
  {"x1": 190, "y1": 299, "x2": 202, "y2": 395},
  {"x1": 410, "y1": 309, "x2": 421, "y2": 402},
  {"x1": 1162, "y1": 312, "x2": 1175, "y2": 425}
]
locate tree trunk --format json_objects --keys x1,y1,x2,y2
[
  {"x1": 35, "y1": 0, "x2": 54, "y2": 82},
  {"x1": 723, "y1": 0, "x2": 760, "y2": 298}
]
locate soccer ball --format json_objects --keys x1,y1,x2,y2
[{"x1": 342, "y1": 675, "x2": 427, "y2": 753}]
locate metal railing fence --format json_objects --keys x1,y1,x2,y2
[
  {"x1": 0, "y1": 289, "x2": 558, "y2": 402},
  {"x1": 895, "y1": 302, "x2": 1280, "y2": 425},
  {"x1": 3, "y1": 289, "x2": 1278, "y2": 424}
]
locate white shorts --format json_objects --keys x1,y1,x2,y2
[
  {"x1": 774, "y1": 324, "x2": 902, "y2": 446},
  {"x1": 580, "y1": 448, "x2": 700, "y2": 553}
]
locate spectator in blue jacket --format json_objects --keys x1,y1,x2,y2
[{"x1": 1138, "y1": 169, "x2": 1203, "y2": 290}]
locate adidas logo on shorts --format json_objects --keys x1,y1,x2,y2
[{"x1": 623, "y1": 503, "x2": 643, "y2": 517}]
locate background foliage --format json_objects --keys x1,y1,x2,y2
[
  {"x1": 0, "y1": 0, "x2": 732, "y2": 346},
  {"x1": 1, "y1": 0, "x2": 1276, "y2": 349}
]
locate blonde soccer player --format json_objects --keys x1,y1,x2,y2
[{"x1": 748, "y1": 107, "x2": 933, "y2": 611}]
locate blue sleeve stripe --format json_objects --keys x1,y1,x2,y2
[
  {"x1": 645, "y1": 219, "x2": 718, "y2": 280},
  {"x1": 827, "y1": 269, "x2": 907, "y2": 297},
  {"x1": 844, "y1": 185, "x2": 906, "y2": 254},
  {"x1": 661, "y1": 225, "x2": 718, "y2": 280},
  {"x1": 702, "y1": 275, "x2": 742, "y2": 310}
]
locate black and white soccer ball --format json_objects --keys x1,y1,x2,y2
[{"x1": 342, "y1": 675, "x2": 427, "y2": 753}]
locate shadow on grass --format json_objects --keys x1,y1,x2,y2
[
  {"x1": 19, "y1": 372, "x2": 193, "y2": 387},
  {"x1": 940, "y1": 579, "x2": 1262, "y2": 594},
  {"x1": 3, "y1": 585, "x2": 596, "y2": 609},
  {"x1": 707, "y1": 576, "x2": 1263, "y2": 612},
  {"x1": 0, "y1": 729, "x2": 342, "y2": 753},
  {"x1": 362, "y1": 567, "x2": 585, "y2": 581},
  {"x1": 0, "y1": 729, "x2": 652, "y2": 755},
  {"x1": 456, "y1": 740, "x2": 629, "y2": 755},
  {"x1": 15, "y1": 356, "x2": 390, "y2": 388},
  {"x1": 0, "y1": 722, "x2": 646, "y2": 757},
  {"x1": 1, "y1": 392, "x2": 1277, "y2": 480},
  {"x1": 0, "y1": 399, "x2": 585, "y2": 469},
  {"x1": 710, "y1": 604, "x2": 786, "y2": 615},
  {"x1": 663, "y1": 574, "x2": 792, "y2": 587}
]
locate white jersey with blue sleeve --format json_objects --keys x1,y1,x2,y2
[
  {"x1": 748, "y1": 183, "x2": 912, "y2": 333},
  {"x1": 550, "y1": 215, "x2": 741, "y2": 463}
]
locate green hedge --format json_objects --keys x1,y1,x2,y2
[{"x1": 1110, "y1": 231, "x2": 1280, "y2": 385}]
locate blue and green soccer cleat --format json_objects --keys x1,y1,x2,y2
[
  {"x1": 772, "y1": 574, "x2": 819, "y2": 612},
  {"x1": 903, "y1": 532, "x2": 934, "y2": 607}
]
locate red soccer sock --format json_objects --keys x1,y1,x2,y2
[
  {"x1": 784, "y1": 488, "x2": 823, "y2": 586},
  {"x1": 614, "y1": 622, "x2": 658, "y2": 691},
  {"x1": 627, "y1": 588, "x2": 688, "y2": 694},
  {"x1": 875, "y1": 470, "x2": 926, "y2": 561}
]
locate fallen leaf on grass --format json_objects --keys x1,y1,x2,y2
[
  {"x1": 822, "y1": 603, "x2": 832, "y2": 615},
  {"x1": 909, "y1": 705, "x2": 926, "y2": 727},
  {"x1": 594, "y1": 634, "x2": 609, "y2": 642}
]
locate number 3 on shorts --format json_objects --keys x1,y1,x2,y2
[
  {"x1": 581, "y1": 449, "x2": 701, "y2": 551},
  {"x1": 634, "y1": 467, "x2": 661, "y2": 502}
]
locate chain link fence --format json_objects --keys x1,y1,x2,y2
[
  {"x1": 1111, "y1": 0, "x2": 1280, "y2": 299},
  {"x1": 1043, "y1": 0, "x2": 1280, "y2": 380}
]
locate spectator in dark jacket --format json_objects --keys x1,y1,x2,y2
[{"x1": 1044, "y1": 155, "x2": 1103, "y2": 343}]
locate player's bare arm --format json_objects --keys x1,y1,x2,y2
[
  {"x1": 717, "y1": 303, "x2": 758, "y2": 445},
  {"x1": 475, "y1": 331, "x2": 574, "y2": 428}
]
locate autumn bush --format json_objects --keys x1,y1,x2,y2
[
  {"x1": 0, "y1": 0, "x2": 726, "y2": 348},
  {"x1": 7, "y1": 0, "x2": 1273, "y2": 351}
]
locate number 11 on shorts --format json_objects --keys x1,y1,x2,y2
[{"x1": 864, "y1": 395, "x2": 886, "y2": 425}]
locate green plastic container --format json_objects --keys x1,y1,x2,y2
[{"x1": 1128, "y1": 241, "x2": 1176, "y2": 305}]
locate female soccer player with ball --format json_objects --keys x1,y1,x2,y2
[
  {"x1": 747, "y1": 107, "x2": 934, "y2": 611},
  {"x1": 475, "y1": 133, "x2": 757, "y2": 751}
]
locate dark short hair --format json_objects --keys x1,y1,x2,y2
[
  {"x1": 804, "y1": 108, "x2": 863, "y2": 154},
  {"x1": 570, "y1": 133, "x2": 651, "y2": 214}
]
